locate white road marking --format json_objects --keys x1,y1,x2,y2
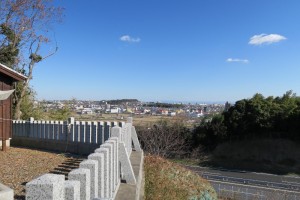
[{"x1": 209, "y1": 180, "x2": 300, "y2": 194}]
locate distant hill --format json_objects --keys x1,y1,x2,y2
[{"x1": 106, "y1": 99, "x2": 139, "y2": 105}]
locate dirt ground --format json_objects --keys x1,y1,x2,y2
[{"x1": 0, "y1": 147, "x2": 84, "y2": 200}]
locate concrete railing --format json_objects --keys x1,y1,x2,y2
[
  {"x1": 24, "y1": 117, "x2": 143, "y2": 200},
  {"x1": 12, "y1": 118, "x2": 126, "y2": 155}
]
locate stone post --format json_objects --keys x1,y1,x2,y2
[
  {"x1": 88, "y1": 153, "x2": 105, "y2": 198},
  {"x1": 94, "y1": 148, "x2": 110, "y2": 198},
  {"x1": 91, "y1": 121, "x2": 97, "y2": 144},
  {"x1": 80, "y1": 159, "x2": 99, "y2": 199},
  {"x1": 64, "y1": 180, "x2": 80, "y2": 200},
  {"x1": 85, "y1": 121, "x2": 92, "y2": 143},
  {"x1": 97, "y1": 121, "x2": 104, "y2": 144},
  {"x1": 26, "y1": 174, "x2": 65, "y2": 200},
  {"x1": 106, "y1": 137, "x2": 119, "y2": 191},
  {"x1": 97, "y1": 143, "x2": 114, "y2": 197},
  {"x1": 80, "y1": 121, "x2": 86, "y2": 143},
  {"x1": 74, "y1": 121, "x2": 80, "y2": 142},
  {"x1": 68, "y1": 168, "x2": 91, "y2": 200}
]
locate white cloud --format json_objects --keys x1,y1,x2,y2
[
  {"x1": 120, "y1": 35, "x2": 141, "y2": 43},
  {"x1": 249, "y1": 34, "x2": 286, "y2": 45},
  {"x1": 226, "y1": 58, "x2": 249, "y2": 64}
]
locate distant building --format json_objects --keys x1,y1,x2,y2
[
  {"x1": 110, "y1": 107, "x2": 121, "y2": 114},
  {"x1": 190, "y1": 112, "x2": 203, "y2": 118},
  {"x1": 82, "y1": 108, "x2": 93, "y2": 114}
]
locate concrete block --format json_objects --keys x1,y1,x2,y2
[
  {"x1": 26, "y1": 174, "x2": 65, "y2": 200},
  {"x1": 68, "y1": 168, "x2": 91, "y2": 200}
]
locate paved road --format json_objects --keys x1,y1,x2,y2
[{"x1": 184, "y1": 165, "x2": 300, "y2": 200}]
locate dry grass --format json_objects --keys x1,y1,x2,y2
[
  {"x1": 144, "y1": 155, "x2": 217, "y2": 200},
  {"x1": 0, "y1": 147, "x2": 84, "y2": 200}
]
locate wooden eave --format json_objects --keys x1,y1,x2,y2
[{"x1": 0, "y1": 63, "x2": 27, "y2": 82}]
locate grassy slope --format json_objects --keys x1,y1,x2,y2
[{"x1": 144, "y1": 155, "x2": 217, "y2": 200}]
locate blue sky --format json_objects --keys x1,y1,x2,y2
[{"x1": 31, "y1": 0, "x2": 300, "y2": 103}]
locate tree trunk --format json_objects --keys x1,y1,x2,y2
[{"x1": 13, "y1": 62, "x2": 33, "y2": 120}]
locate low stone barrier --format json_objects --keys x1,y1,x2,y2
[
  {"x1": 12, "y1": 118, "x2": 126, "y2": 155},
  {"x1": 25, "y1": 118, "x2": 143, "y2": 200}
]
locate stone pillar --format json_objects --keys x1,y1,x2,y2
[
  {"x1": 104, "y1": 122, "x2": 111, "y2": 142},
  {"x1": 26, "y1": 174, "x2": 65, "y2": 200},
  {"x1": 40, "y1": 121, "x2": 45, "y2": 139},
  {"x1": 88, "y1": 153, "x2": 105, "y2": 198},
  {"x1": 64, "y1": 180, "x2": 80, "y2": 200},
  {"x1": 68, "y1": 168, "x2": 91, "y2": 200},
  {"x1": 54, "y1": 121, "x2": 59, "y2": 140},
  {"x1": 74, "y1": 121, "x2": 80, "y2": 142},
  {"x1": 80, "y1": 121, "x2": 86, "y2": 143},
  {"x1": 98, "y1": 143, "x2": 114, "y2": 197},
  {"x1": 85, "y1": 121, "x2": 92, "y2": 143},
  {"x1": 94, "y1": 148, "x2": 110, "y2": 198},
  {"x1": 33, "y1": 121, "x2": 38, "y2": 138},
  {"x1": 97, "y1": 121, "x2": 104, "y2": 144},
  {"x1": 80, "y1": 159, "x2": 98, "y2": 199},
  {"x1": 91, "y1": 121, "x2": 97, "y2": 144},
  {"x1": 67, "y1": 117, "x2": 75, "y2": 142},
  {"x1": 49, "y1": 121, "x2": 54, "y2": 139},
  {"x1": 106, "y1": 137, "x2": 119, "y2": 191}
]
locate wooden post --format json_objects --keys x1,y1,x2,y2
[{"x1": 2, "y1": 139, "x2": 7, "y2": 151}]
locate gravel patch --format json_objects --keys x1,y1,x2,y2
[{"x1": 0, "y1": 147, "x2": 84, "y2": 200}]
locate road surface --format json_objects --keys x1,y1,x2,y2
[{"x1": 184, "y1": 165, "x2": 300, "y2": 200}]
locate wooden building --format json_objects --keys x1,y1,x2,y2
[{"x1": 0, "y1": 63, "x2": 27, "y2": 151}]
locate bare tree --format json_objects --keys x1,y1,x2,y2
[
  {"x1": 0, "y1": 0, "x2": 63, "y2": 119},
  {"x1": 137, "y1": 119, "x2": 191, "y2": 158}
]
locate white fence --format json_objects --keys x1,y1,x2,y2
[{"x1": 25, "y1": 117, "x2": 142, "y2": 200}]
